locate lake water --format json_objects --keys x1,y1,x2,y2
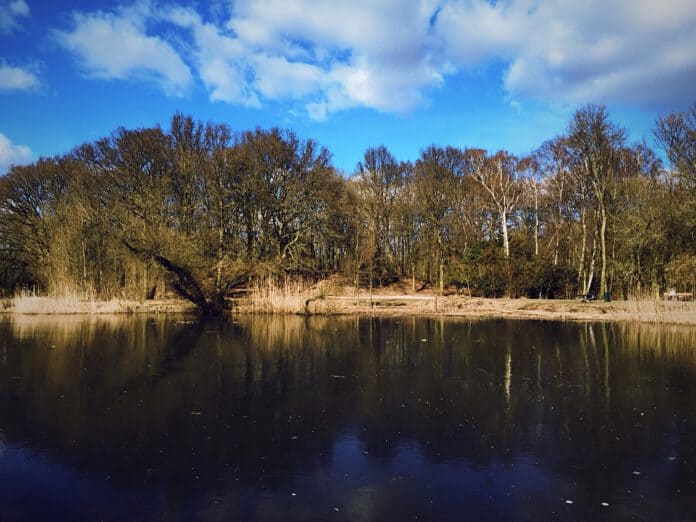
[{"x1": 1, "y1": 315, "x2": 695, "y2": 521}]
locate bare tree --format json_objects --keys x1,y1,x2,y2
[
  {"x1": 655, "y1": 102, "x2": 696, "y2": 189},
  {"x1": 566, "y1": 105, "x2": 626, "y2": 297},
  {"x1": 356, "y1": 146, "x2": 404, "y2": 283},
  {"x1": 471, "y1": 150, "x2": 522, "y2": 258},
  {"x1": 414, "y1": 146, "x2": 463, "y2": 294}
]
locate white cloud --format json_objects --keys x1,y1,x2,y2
[
  {"x1": 164, "y1": 6, "x2": 259, "y2": 106},
  {"x1": 214, "y1": 0, "x2": 695, "y2": 115},
  {"x1": 54, "y1": 0, "x2": 696, "y2": 116},
  {"x1": 0, "y1": 132, "x2": 32, "y2": 175},
  {"x1": 55, "y1": 3, "x2": 192, "y2": 96},
  {"x1": 436, "y1": 0, "x2": 696, "y2": 108},
  {"x1": 224, "y1": 0, "x2": 442, "y2": 117},
  {"x1": 171, "y1": 0, "x2": 442, "y2": 118},
  {"x1": 253, "y1": 55, "x2": 323, "y2": 100},
  {"x1": 0, "y1": 62, "x2": 39, "y2": 91},
  {"x1": 0, "y1": 0, "x2": 29, "y2": 33}
]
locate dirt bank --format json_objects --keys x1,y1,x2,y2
[
  {"x1": 298, "y1": 295, "x2": 696, "y2": 325},
  {"x1": 4, "y1": 294, "x2": 695, "y2": 325}
]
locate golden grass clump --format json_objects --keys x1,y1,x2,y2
[
  {"x1": 240, "y1": 277, "x2": 310, "y2": 313},
  {"x1": 237, "y1": 276, "x2": 340, "y2": 314},
  {"x1": 10, "y1": 293, "x2": 135, "y2": 314}
]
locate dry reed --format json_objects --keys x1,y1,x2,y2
[
  {"x1": 10, "y1": 294, "x2": 135, "y2": 314},
  {"x1": 237, "y1": 276, "x2": 337, "y2": 314},
  {"x1": 238, "y1": 277, "x2": 308, "y2": 313},
  {"x1": 6, "y1": 289, "x2": 195, "y2": 315}
]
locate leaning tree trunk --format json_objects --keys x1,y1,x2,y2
[
  {"x1": 151, "y1": 253, "x2": 230, "y2": 316},
  {"x1": 124, "y1": 241, "x2": 234, "y2": 316}
]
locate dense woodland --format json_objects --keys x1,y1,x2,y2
[{"x1": 0, "y1": 105, "x2": 694, "y2": 314}]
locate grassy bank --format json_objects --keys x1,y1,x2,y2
[
  {"x1": 4, "y1": 287, "x2": 695, "y2": 325},
  {"x1": 3, "y1": 295, "x2": 196, "y2": 315},
  {"x1": 233, "y1": 276, "x2": 696, "y2": 325}
]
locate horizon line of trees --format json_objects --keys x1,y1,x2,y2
[{"x1": 1, "y1": 104, "x2": 694, "y2": 314}]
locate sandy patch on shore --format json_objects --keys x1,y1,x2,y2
[
  {"x1": 301, "y1": 295, "x2": 696, "y2": 325},
  {"x1": 3, "y1": 293, "x2": 694, "y2": 325}
]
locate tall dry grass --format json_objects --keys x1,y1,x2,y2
[
  {"x1": 10, "y1": 294, "x2": 136, "y2": 314},
  {"x1": 240, "y1": 276, "x2": 310, "y2": 313},
  {"x1": 5, "y1": 288, "x2": 133, "y2": 314},
  {"x1": 238, "y1": 276, "x2": 336, "y2": 314}
]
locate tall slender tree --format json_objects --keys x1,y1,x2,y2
[{"x1": 566, "y1": 105, "x2": 626, "y2": 297}]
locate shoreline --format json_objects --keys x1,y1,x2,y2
[
  {"x1": 3, "y1": 295, "x2": 695, "y2": 325},
  {"x1": 300, "y1": 296, "x2": 696, "y2": 325},
  {"x1": 2, "y1": 297, "x2": 198, "y2": 315}
]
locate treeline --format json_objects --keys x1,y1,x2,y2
[{"x1": 1, "y1": 105, "x2": 694, "y2": 314}]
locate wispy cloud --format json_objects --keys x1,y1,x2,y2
[
  {"x1": 55, "y1": 2, "x2": 192, "y2": 96},
  {"x1": 0, "y1": 132, "x2": 32, "y2": 174},
  {"x1": 0, "y1": 62, "x2": 40, "y2": 91},
  {"x1": 0, "y1": 0, "x2": 29, "y2": 34}
]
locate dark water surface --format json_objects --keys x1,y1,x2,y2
[{"x1": 1, "y1": 315, "x2": 695, "y2": 521}]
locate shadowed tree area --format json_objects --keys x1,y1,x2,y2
[{"x1": 1, "y1": 106, "x2": 694, "y2": 312}]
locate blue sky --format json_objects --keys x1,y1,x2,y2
[{"x1": 1, "y1": 0, "x2": 694, "y2": 174}]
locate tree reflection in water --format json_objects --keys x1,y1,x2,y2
[{"x1": 1, "y1": 316, "x2": 695, "y2": 521}]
